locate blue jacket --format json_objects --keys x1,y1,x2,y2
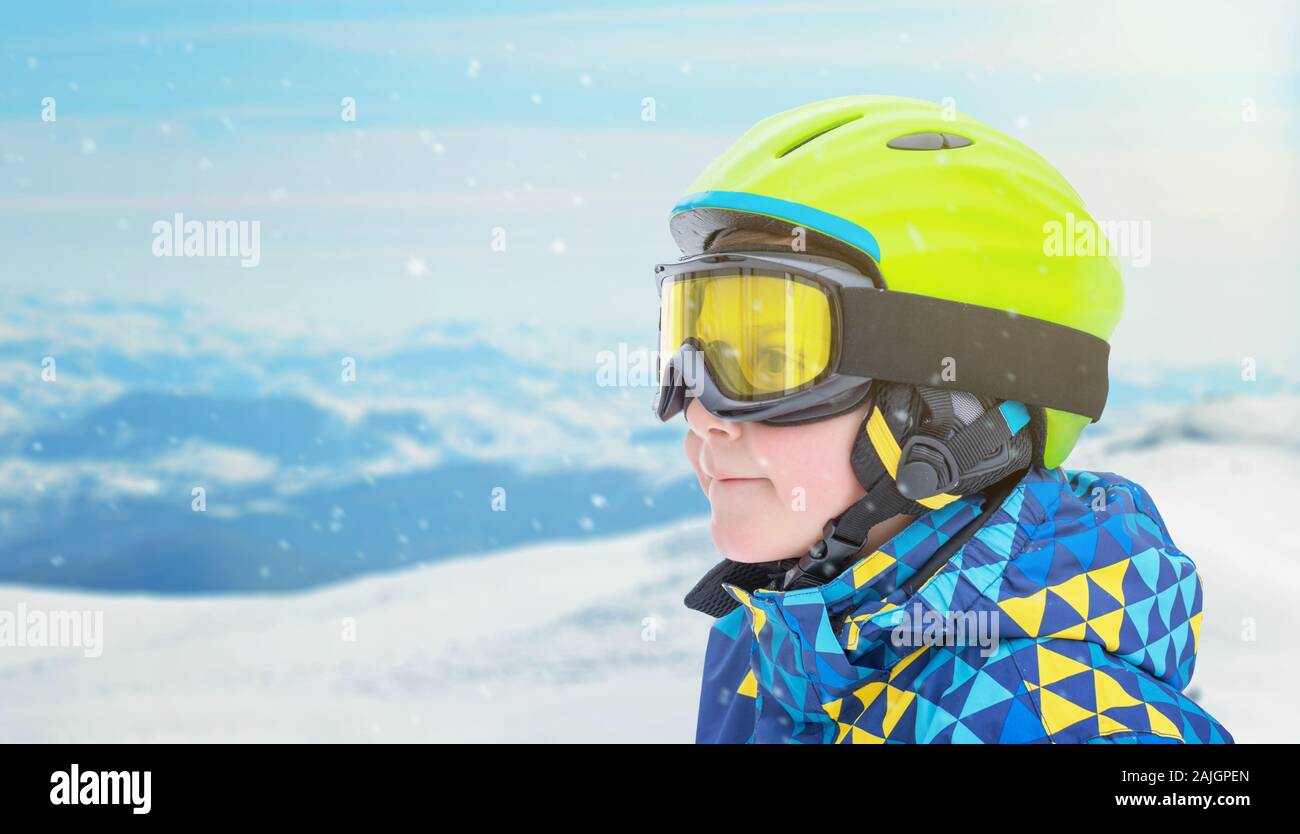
[{"x1": 696, "y1": 466, "x2": 1233, "y2": 744}]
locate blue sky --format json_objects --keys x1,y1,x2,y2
[{"x1": 2, "y1": 0, "x2": 1298, "y2": 374}]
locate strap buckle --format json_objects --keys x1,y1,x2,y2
[{"x1": 777, "y1": 518, "x2": 865, "y2": 591}]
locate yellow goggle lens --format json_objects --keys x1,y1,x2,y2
[{"x1": 659, "y1": 271, "x2": 834, "y2": 400}]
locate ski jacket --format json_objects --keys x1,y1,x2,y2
[{"x1": 695, "y1": 466, "x2": 1233, "y2": 744}]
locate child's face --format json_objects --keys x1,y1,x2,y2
[{"x1": 684, "y1": 398, "x2": 870, "y2": 563}]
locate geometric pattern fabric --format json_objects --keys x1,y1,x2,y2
[{"x1": 695, "y1": 466, "x2": 1233, "y2": 744}]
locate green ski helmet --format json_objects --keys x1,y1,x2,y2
[{"x1": 668, "y1": 95, "x2": 1123, "y2": 469}]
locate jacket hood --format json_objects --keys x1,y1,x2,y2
[{"x1": 708, "y1": 465, "x2": 1230, "y2": 743}]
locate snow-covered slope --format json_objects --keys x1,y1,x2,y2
[
  {"x1": 0, "y1": 392, "x2": 1295, "y2": 743},
  {"x1": 0, "y1": 518, "x2": 720, "y2": 743}
]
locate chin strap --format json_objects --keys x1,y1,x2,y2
[
  {"x1": 774, "y1": 479, "x2": 910, "y2": 591},
  {"x1": 680, "y1": 477, "x2": 912, "y2": 617}
]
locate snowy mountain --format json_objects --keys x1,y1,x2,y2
[
  {"x1": 0, "y1": 295, "x2": 704, "y2": 593},
  {"x1": 0, "y1": 391, "x2": 1295, "y2": 743}
]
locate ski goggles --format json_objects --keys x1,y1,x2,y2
[{"x1": 653, "y1": 250, "x2": 1111, "y2": 425}]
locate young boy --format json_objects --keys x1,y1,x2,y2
[{"x1": 654, "y1": 95, "x2": 1232, "y2": 744}]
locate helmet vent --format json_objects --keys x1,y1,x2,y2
[
  {"x1": 887, "y1": 131, "x2": 974, "y2": 150},
  {"x1": 776, "y1": 114, "x2": 863, "y2": 158}
]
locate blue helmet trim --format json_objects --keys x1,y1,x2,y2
[{"x1": 671, "y1": 189, "x2": 882, "y2": 263}]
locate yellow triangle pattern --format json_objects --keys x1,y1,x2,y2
[
  {"x1": 845, "y1": 620, "x2": 862, "y2": 652},
  {"x1": 1043, "y1": 621, "x2": 1087, "y2": 641},
  {"x1": 1038, "y1": 687, "x2": 1095, "y2": 733},
  {"x1": 1036, "y1": 643, "x2": 1093, "y2": 687},
  {"x1": 842, "y1": 599, "x2": 903, "y2": 651},
  {"x1": 854, "y1": 681, "x2": 886, "y2": 712},
  {"x1": 998, "y1": 557, "x2": 1139, "y2": 648},
  {"x1": 1033, "y1": 667, "x2": 1174, "y2": 741},
  {"x1": 731, "y1": 589, "x2": 768, "y2": 638},
  {"x1": 1088, "y1": 608, "x2": 1126, "y2": 652},
  {"x1": 737, "y1": 668, "x2": 758, "y2": 699},
  {"x1": 1094, "y1": 669, "x2": 1141, "y2": 711},
  {"x1": 1097, "y1": 713, "x2": 1132, "y2": 736},
  {"x1": 1089, "y1": 559, "x2": 1129, "y2": 607},
  {"x1": 852, "y1": 550, "x2": 896, "y2": 589},
  {"x1": 1053, "y1": 573, "x2": 1091, "y2": 619},
  {"x1": 999, "y1": 588, "x2": 1048, "y2": 635},
  {"x1": 826, "y1": 657, "x2": 1186, "y2": 743}
]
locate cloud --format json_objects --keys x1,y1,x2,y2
[
  {"x1": 149, "y1": 438, "x2": 278, "y2": 485},
  {"x1": 0, "y1": 438, "x2": 279, "y2": 505}
]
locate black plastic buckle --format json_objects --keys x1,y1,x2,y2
[{"x1": 777, "y1": 519, "x2": 865, "y2": 590}]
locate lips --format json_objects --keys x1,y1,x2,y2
[
  {"x1": 703, "y1": 466, "x2": 766, "y2": 486},
  {"x1": 702, "y1": 464, "x2": 762, "y2": 482}
]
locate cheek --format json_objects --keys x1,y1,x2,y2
[
  {"x1": 707, "y1": 412, "x2": 867, "y2": 563},
  {"x1": 748, "y1": 418, "x2": 863, "y2": 509}
]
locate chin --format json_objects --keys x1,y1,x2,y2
[{"x1": 710, "y1": 516, "x2": 809, "y2": 564}]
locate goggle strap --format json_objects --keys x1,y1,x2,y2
[{"x1": 838, "y1": 287, "x2": 1110, "y2": 421}]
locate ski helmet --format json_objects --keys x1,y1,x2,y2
[{"x1": 668, "y1": 94, "x2": 1124, "y2": 471}]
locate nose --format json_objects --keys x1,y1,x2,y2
[{"x1": 685, "y1": 398, "x2": 742, "y2": 440}]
